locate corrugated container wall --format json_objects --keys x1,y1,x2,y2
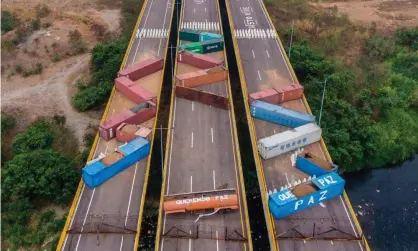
[
  {"x1": 277, "y1": 83, "x2": 304, "y2": 103},
  {"x1": 268, "y1": 172, "x2": 345, "y2": 219},
  {"x1": 201, "y1": 39, "x2": 224, "y2": 54},
  {"x1": 258, "y1": 123, "x2": 322, "y2": 159},
  {"x1": 199, "y1": 32, "x2": 223, "y2": 42},
  {"x1": 82, "y1": 137, "x2": 150, "y2": 188},
  {"x1": 179, "y1": 30, "x2": 201, "y2": 42},
  {"x1": 179, "y1": 42, "x2": 203, "y2": 54},
  {"x1": 296, "y1": 150, "x2": 338, "y2": 177},
  {"x1": 118, "y1": 58, "x2": 163, "y2": 81},
  {"x1": 251, "y1": 100, "x2": 316, "y2": 128},
  {"x1": 178, "y1": 52, "x2": 223, "y2": 69}
]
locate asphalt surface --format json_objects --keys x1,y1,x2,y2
[
  {"x1": 227, "y1": 0, "x2": 367, "y2": 250},
  {"x1": 61, "y1": 0, "x2": 173, "y2": 250},
  {"x1": 158, "y1": 1, "x2": 250, "y2": 251}
]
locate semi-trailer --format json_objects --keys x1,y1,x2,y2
[
  {"x1": 99, "y1": 102, "x2": 156, "y2": 140},
  {"x1": 82, "y1": 136, "x2": 150, "y2": 188},
  {"x1": 268, "y1": 172, "x2": 345, "y2": 219},
  {"x1": 249, "y1": 83, "x2": 304, "y2": 104},
  {"x1": 117, "y1": 57, "x2": 163, "y2": 81},
  {"x1": 258, "y1": 123, "x2": 322, "y2": 159},
  {"x1": 296, "y1": 150, "x2": 339, "y2": 177},
  {"x1": 178, "y1": 51, "x2": 224, "y2": 69},
  {"x1": 251, "y1": 100, "x2": 316, "y2": 128},
  {"x1": 163, "y1": 189, "x2": 239, "y2": 214}
]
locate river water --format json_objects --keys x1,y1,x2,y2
[{"x1": 344, "y1": 155, "x2": 418, "y2": 251}]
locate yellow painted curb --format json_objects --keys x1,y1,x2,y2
[
  {"x1": 154, "y1": 1, "x2": 183, "y2": 250},
  {"x1": 134, "y1": 0, "x2": 176, "y2": 249},
  {"x1": 216, "y1": 0, "x2": 253, "y2": 249},
  {"x1": 56, "y1": 0, "x2": 155, "y2": 250}
]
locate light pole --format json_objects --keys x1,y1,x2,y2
[{"x1": 318, "y1": 78, "x2": 328, "y2": 126}]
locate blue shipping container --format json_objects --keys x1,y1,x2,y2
[
  {"x1": 268, "y1": 172, "x2": 345, "y2": 219},
  {"x1": 296, "y1": 152, "x2": 338, "y2": 177},
  {"x1": 82, "y1": 137, "x2": 150, "y2": 188},
  {"x1": 251, "y1": 100, "x2": 315, "y2": 128},
  {"x1": 199, "y1": 32, "x2": 223, "y2": 42}
]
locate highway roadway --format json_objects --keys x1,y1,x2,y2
[
  {"x1": 157, "y1": 0, "x2": 251, "y2": 250},
  {"x1": 226, "y1": 0, "x2": 368, "y2": 250},
  {"x1": 59, "y1": 0, "x2": 174, "y2": 250}
]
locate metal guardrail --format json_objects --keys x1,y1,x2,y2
[{"x1": 162, "y1": 224, "x2": 248, "y2": 242}]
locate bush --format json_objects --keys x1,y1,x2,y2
[
  {"x1": 364, "y1": 35, "x2": 395, "y2": 61},
  {"x1": 12, "y1": 120, "x2": 54, "y2": 155},
  {"x1": 395, "y1": 27, "x2": 418, "y2": 50},
  {"x1": 2, "y1": 149, "x2": 79, "y2": 204},
  {"x1": 36, "y1": 4, "x2": 50, "y2": 18},
  {"x1": 68, "y1": 29, "x2": 88, "y2": 55},
  {"x1": 392, "y1": 53, "x2": 418, "y2": 81},
  {"x1": 31, "y1": 18, "x2": 41, "y2": 31},
  {"x1": 1, "y1": 11, "x2": 19, "y2": 34},
  {"x1": 1, "y1": 115, "x2": 16, "y2": 133}
]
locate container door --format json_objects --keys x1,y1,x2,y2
[{"x1": 109, "y1": 128, "x2": 113, "y2": 139}]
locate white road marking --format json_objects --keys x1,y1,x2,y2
[
  {"x1": 62, "y1": 185, "x2": 85, "y2": 248},
  {"x1": 320, "y1": 202, "x2": 326, "y2": 208},
  {"x1": 273, "y1": 129, "x2": 276, "y2": 134},
  {"x1": 75, "y1": 189, "x2": 96, "y2": 251},
  {"x1": 303, "y1": 240, "x2": 306, "y2": 244},
  {"x1": 285, "y1": 172, "x2": 290, "y2": 186},
  {"x1": 331, "y1": 240, "x2": 334, "y2": 245},
  {"x1": 194, "y1": 8, "x2": 195, "y2": 13},
  {"x1": 191, "y1": 132, "x2": 194, "y2": 148},
  {"x1": 192, "y1": 101, "x2": 194, "y2": 111},
  {"x1": 339, "y1": 196, "x2": 358, "y2": 237},
  {"x1": 133, "y1": 0, "x2": 156, "y2": 63},
  {"x1": 266, "y1": 50, "x2": 270, "y2": 58},
  {"x1": 112, "y1": 109, "x2": 115, "y2": 114},
  {"x1": 105, "y1": 142, "x2": 109, "y2": 154},
  {"x1": 205, "y1": 7, "x2": 207, "y2": 12},
  {"x1": 190, "y1": 176, "x2": 193, "y2": 192},
  {"x1": 216, "y1": 231, "x2": 219, "y2": 251},
  {"x1": 252, "y1": 49, "x2": 255, "y2": 58},
  {"x1": 119, "y1": 236, "x2": 124, "y2": 251},
  {"x1": 257, "y1": 70, "x2": 261, "y2": 80},
  {"x1": 213, "y1": 170, "x2": 216, "y2": 189},
  {"x1": 211, "y1": 128, "x2": 214, "y2": 143},
  {"x1": 189, "y1": 231, "x2": 192, "y2": 250},
  {"x1": 273, "y1": 71, "x2": 277, "y2": 79},
  {"x1": 157, "y1": 1, "x2": 170, "y2": 56},
  {"x1": 125, "y1": 163, "x2": 138, "y2": 226}
]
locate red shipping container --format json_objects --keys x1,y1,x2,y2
[
  {"x1": 249, "y1": 88, "x2": 280, "y2": 104},
  {"x1": 176, "y1": 67, "x2": 228, "y2": 88},
  {"x1": 99, "y1": 102, "x2": 156, "y2": 141},
  {"x1": 277, "y1": 83, "x2": 304, "y2": 103},
  {"x1": 115, "y1": 76, "x2": 136, "y2": 96},
  {"x1": 118, "y1": 58, "x2": 163, "y2": 81},
  {"x1": 117, "y1": 79, "x2": 157, "y2": 104},
  {"x1": 178, "y1": 52, "x2": 223, "y2": 69}
]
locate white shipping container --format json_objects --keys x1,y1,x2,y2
[{"x1": 258, "y1": 123, "x2": 322, "y2": 160}]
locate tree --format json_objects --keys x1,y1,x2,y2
[
  {"x1": 2, "y1": 150, "x2": 79, "y2": 204},
  {"x1": 12, "y1": 120, "x2": 54, "y2": 155},
  {"x1": 392, "y1": 53, "x2": 418, "y2": 81},
  {"x1": 395, "y1": 27, "x2": 418, "y2": 50},
  {"x1": 1, "y1": 115, "x2": 16, "y2": 133},
  {"x1": 1, "y1": 11, "x2": 19, "y2": 34}
]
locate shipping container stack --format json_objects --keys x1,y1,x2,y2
[
  {"x1": 267, "y1": 150, "x2": 345, "y2": 219},
  {"x1": 82, "y1": 57, "x2": 164, "y2": 188},
  {"x1": 247, "y1": 84, "x2": 346, "y2": 219},
  {"x1": 174, "y1": 30, "x2": 230, "y2": 109}
]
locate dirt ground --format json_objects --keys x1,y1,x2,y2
[
  {"x1": 317, "y1": 0, "x2": 418, "y2": 31},
  {"x1": 1, "y1": 0, "x2": 122, "y2": 148}
]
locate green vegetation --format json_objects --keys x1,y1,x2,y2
[
  {"x1": 68, "y1": 29, "x2": 88, "y2": 55},
  {"x1": 1, "y1": 118, "x2": 86, "y2": 250},
  {"x1": 266, "y1": 0, "x2": 418, "y2": 171},
  {"x1": 72, "y1": 39, "x2": 127, "y2": 111},
  {"x1": 121, "y1": 0, "x2": 145, "y2": 39},
  {"x1": 1, "y1": 10, "x2": 20, "y2": 34}
]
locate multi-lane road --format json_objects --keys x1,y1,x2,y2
[
  {"x1": 156, "y1": 0, "x2": 251, "y2": 250},
  {"x1": 226, "y1": 0, "x2": 369, "y2": 250},
  {"x1": 58, "y1": 0, "x2": 174, "y2": 250}
]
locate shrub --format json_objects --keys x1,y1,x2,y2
[
  {"x1": 395, "y1": 27, "x2": 418, "y2": 50},
  {"x1": 31, "y1": 19, "x2": 41, "y2": 31},
  {"x1": 68, "y1": 29, "x2": 88, "y2": 55},
  {"x1": 364, "y1": 35, "x2": 395, "y2": 61},
  {"x1": 35, "y1": 4, "x2": 50, "y2": 18},
  {"x1": 2, "y1": 149, "x2": 79, "y2": 204},
  {"x1": 1, "y1": 115, "x2": 16, "y2": 134},
  {"x1": 14, "y1": 64, "x2": 23, "y2": 73},
  {"x1": 1, "y1": 11, "x2": 19, "y2": 34},
  {"x1": 12, "y1": 120, "x2": 54, "y2": 155}
]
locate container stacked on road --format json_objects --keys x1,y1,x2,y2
[
  {"x1": 248, "y1": 83, "x2": 345, "y2": 219},
  {"x1": 178, "y1": 29, "x2": 224, "y2": 54}
]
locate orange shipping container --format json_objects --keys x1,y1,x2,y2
[
  {"x1": 175, "y1": 66, "x2": 228, "y2": 88},
  {"x1": 163, "y1": 189, "x2": 239, "y2": 214},
  {"x1": 277, "y1": 83, "x2": 304, "y2": 103},
  {"x1": 116, "y1": 123, "x2": 152, "y2": 143}
]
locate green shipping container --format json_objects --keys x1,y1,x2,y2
[
  {"x1": 199, "y1": 32, "x2": 223, "y2": 42},
  {"x1": 179, "y1": 29, "x2": 201, "y2": 42},
  {"x1": 201, "y1": 39, "x2": 224, "y2": 54},
  {"x1": 179, "y1": 42, "x2": 203, "y2": 54}
]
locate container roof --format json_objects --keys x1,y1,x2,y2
[
  {"x1": 259, "y1": 123, "x2": 321, "y2": 147},
  {"x1": 83, "y1": 160, "x2": 106, "y2": 175},
  {"x1": 119, "y1": 136, "x2": 149, "y2": 155}
]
